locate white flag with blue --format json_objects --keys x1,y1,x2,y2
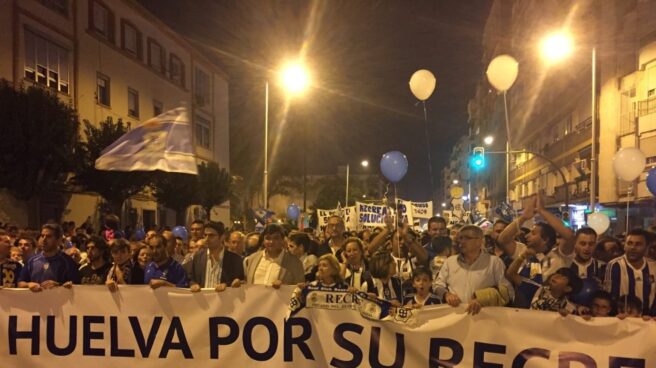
[{"x1": 95, "y1": 107, "x2": 198, "y2": 174}]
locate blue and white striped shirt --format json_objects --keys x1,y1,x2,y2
[{"x1": 604, "y1": 255, "x2": 656, "y2": 316}]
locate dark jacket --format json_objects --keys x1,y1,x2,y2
[{"x1": 185, "y1": 248, "x2": 246, "y2": 287}]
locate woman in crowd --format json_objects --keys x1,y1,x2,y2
[
  {"x1": 341, "y1": 237, "x2": 370, "y2": 289},
  {"x1": 130, "y1": 244, "x2": 151, "y2": 284},
  {"x1": 360, "y1": 250, "x2": 403, "y2": 306}
]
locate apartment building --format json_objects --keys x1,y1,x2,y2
[
  {"x1": 0, "y1": 0, "x2": 230, "y2": 228},
  {"x1": 458, "y1": 0, "x2": 656, "y2": 230}
]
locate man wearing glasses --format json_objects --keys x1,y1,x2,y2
[
  {"x1": 315, "y1": 215, "x2": 347, "y2": 258},
  {"x1": 433, "y1": 225, "x2": 513, "y2": 314},
  {"x1": 186, "y1": 222, "x2": 244, "y2": 292}
]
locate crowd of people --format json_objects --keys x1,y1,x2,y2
[{"x1": 1, "y1": 193, "x2": 655, "y2": 321}]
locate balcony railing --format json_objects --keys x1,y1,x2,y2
[{"x1": 638, "y1": 95, "x2": 656, "y2": 117}]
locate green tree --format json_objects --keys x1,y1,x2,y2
[
  {"x1": 0, "y1": 80, "x2": 79, "y2": 200},
  {"x1": 73, "y1": 117, "x2": 150, "y2": 213},
  {"x1": 151, "y1": 172, "x2": 198, "y2": 224},
  {"x1": 197, "y1": 162, "x2": 232, "y2": 218}
]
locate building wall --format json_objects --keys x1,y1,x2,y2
[{"x1": 0, "y1": 0, "x2": 230, "y2": 228}]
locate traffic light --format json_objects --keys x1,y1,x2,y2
[{"x1": 470, "y1": 146, "x2": 486, "y2": 170}]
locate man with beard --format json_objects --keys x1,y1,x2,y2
[
  {"x1": 18, "y1": 223, "x2": 79, "y2": 291},
  {"x1": 315, "y1": 216, "x2": 346, "y2": 258},
  {"x1": 604, "y1": 228, "x2": 656, "y2": 316},
  {"x1": 79, "y1": 237, "x2": 111, "y2": 285}
]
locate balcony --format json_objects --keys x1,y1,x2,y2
[
  {"x1": 509, "y1": 122, "x2": 592, "y2": 182},
  {"x1": 638, "y1": 95, "x2": 656, "y2": 134}
]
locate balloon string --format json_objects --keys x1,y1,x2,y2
[
  {"x1": 393, "y1": 183, "x2": 403, "y2": 303},
  {"x1": 422, "y1": 101, "x2": 435, "y2": 193},
  {"x1": 626, "y1": 185, "x2": 631, "y2": 235}
]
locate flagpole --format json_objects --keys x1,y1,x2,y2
[{"x1": 264, "y1": 81, "x2": 269, "y2": 209}]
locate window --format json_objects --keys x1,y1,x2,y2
[
  {"x1": 169, "y1": 54, "x2": 185, "y2": 87},
  {"x1": 24, "y1": 30, "x2": 70, "y2": 94},
  {"x1": 153, "y1": 100, "x2": 163, "y2": 116},
  {"x1": 39, "y1": 0, "x2": 68, "y2": 16},
  {"x1": 89, "y1": 0, "x2": 114, "y2": 42},
  {"x1": 147, "y1": 38, "x2": 164, "y2": 74},
  {"x1": 121, "y1": 20, "x2": 141, "y2": 58},
  {"x1": 194, "y1": 68, "x2": 210, "y2": 107},
  {"x1": 195, "y1": 115, "x2": 211, "y2": 149},
  {"x1": 97, "y1": 73, "x2": 110, "y2": 106},
  {"x1": 128, "y1": 88, "x2": 139, "y2": 118}
]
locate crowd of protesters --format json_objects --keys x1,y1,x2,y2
[{"x1": 1, "y1": 193, "x2": 655, "y2": 321}]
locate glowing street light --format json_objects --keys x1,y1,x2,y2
[
  {"x1": 361, "y1": 160, "x2": 369, "y2": 167},
  {"x1": 484, "y1": 135, "x2": 494, "y2": 146},
  {"x1": 453, "y1": 179, "x2": 459, "y2": 185},
  {"x1": 541, "y1": 32, "x2": 573, "y2": 64},
  {"x1": 264, "y1": 61, "x2": 311, "y2": 209},
  {"x1": 540, "y1": 31, "x2": 598, "y2": 211},
  {"x1": 280, "y1": 62, "x2": 310, "y2": 95}
]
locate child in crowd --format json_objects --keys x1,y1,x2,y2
[
  {"x1": 588, "y1": 290, "x2": 616, "y2": 317},
  {"x1": 361, "y1": 250, "x2": 403, "y2": 306},
  {"x1": 530, "y1": 267, "x2": 582, "y2": 314},
  {"x1": 616, "y1": 295, "x2": 643, "y2": 319},
  {"x1": 403, "y1": 268, "x2": 441, "y2": 308},
  {"x1": 9, "y1": 246, "x2": 22, "y2": 263}
]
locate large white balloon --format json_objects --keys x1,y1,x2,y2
[
  {"x1": 587, "y1": 212, "x2": 610, "y2": 235},
  {"x1": 486, "y1": 55, "x2": 519, "y2": 92},
  {"x1": 612, "y1": 147, "x2": 646, "y2": 181},
  {"x1": 409, "y1": 69, "x2": 436, "y2": 101}
]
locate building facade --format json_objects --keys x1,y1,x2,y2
[
  {"x1": 455, "y1": 0, "x2": 656, "y2": 232},
  {"x1": 0, "y1": 0, "x2": 230, "y2": 228}
]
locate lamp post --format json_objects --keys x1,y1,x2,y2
[
  {"x1": 263, "y1": 62, "x2": 309, "y2": 209},
  {"x1": 345, "y1": 160, "x2": 369, "y2": 206},
  {"x1": 540, "y1": 31, "x2": 596, "y2": 211}
]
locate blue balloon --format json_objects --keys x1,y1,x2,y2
[
  {"x1": 647, "y1": 168, "x2": 656, "y2": 196},
  {"x1": 570, "y1": 278, "x2": 600, "y2": 306},
  {"x1": 287, "y1": 204, "x2": 300, "y2": 221},
  {"x1": 380, "y1": 151, "x2": 408, "y2": 183},
  {"x1": 134, "y1": 228, "x2": 146, "y2": 241},
  {"x1": 172, "y1": 226, "x2": 188, "y2": 242}
]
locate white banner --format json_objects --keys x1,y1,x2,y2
[
  {"x1": 316, "y1": 207, "x2": 357, "y2": 231},
  {"x1": 317, "y1": 208, "x2": 338, "y2": 229},
  {"x1": 410, "y1": 201, "x2": 432, "y2": 219},
  {"x1": 1, "y1": 286, "x2": 655, "y2": 367},
  {"x1": 355, "y1": 202, "x2": 391, "y2": 228}
]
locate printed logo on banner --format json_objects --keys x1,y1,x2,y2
[{"x1": 306, "y1": 291, "x2": 356, "y2": 310}]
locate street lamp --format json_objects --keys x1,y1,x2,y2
[
  {"x1": 484, "y1": 135, "x2": 494, "y2": 146},
  {"x1": 540, "y1": 31, "x2": 597, "y2": 211},
  {"x1": 263, "y1": 61, "x2": 310, "y2": 209},
  {"x1": 345, "y1": 160, "x2": 369, "y2": 206},
  {"x1": 453, "y1": 179, "x2": 459, "y2": 185}
]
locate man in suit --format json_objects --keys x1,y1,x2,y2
[
  {"x1": 187, "y1": 222, "x2": 245, "y2": 292},
  {"x1": 245, "y1": 224, "x2": 304, "y2": 288}
]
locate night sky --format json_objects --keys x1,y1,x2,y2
[{"x1": 138, "y1": 0, "x2": 492, "y2": 201}]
